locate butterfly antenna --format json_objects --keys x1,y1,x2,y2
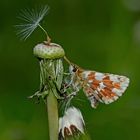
[{"x1": 64, "y1": 56, "x2": 73, "y2": 65}]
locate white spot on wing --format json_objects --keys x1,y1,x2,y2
[
  {"x1": 88, "y1": 80, "x2": 93, "y2": 83},
  {"x1": 109, "y1": 75, "x2": 120, "y2": 82},
  {"x1": 99, "y1": 82, "x2": 106, "y2": 90},
  {"x1": 113, "y1": 96, "x2": 119, "y2": 100},
  {"x1": 112, "y1": 88, "x2": 122, "y2": 96},
  {"x1": 95, "y1": 72, "x2": 105, "y2": 81},
  {"x1": 82, "y1": 71, "x2": 92, "y2": 79},
  {"x1": 120, "y1": 77, "x2": 130, "y2": 88},
  {"x1": 102, "y1": 97, "x2": 114, "y2": 104}
]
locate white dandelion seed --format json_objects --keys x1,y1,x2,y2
[{"x1": 15, "y1": 5, "x2": 50, "y2": 41}]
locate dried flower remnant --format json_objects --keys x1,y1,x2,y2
[{"x1": 59, "y1": 107, "x2": 85, "y2": 139}]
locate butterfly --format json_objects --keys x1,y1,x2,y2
[{"x1": 68, "y1": 63, "x2": 130, "y2": 108}]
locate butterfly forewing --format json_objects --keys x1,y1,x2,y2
[{"x1": 80, "y1": 70, "x2": 130, "y2": 107}]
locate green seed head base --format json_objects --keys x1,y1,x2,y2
[{"x1": 33, "y1": 42, "x2": 65, "y2": 59}]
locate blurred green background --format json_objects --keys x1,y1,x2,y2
[{"x1": 0, "y1": 0, "x2": 140, "y2": 140}]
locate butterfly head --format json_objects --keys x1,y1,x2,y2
[{"x1": 69, "y1": 63, "x2": 82, "y2": 74}]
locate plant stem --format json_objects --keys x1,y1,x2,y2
[
  {"x1": 38, "y1": 55, "x2": 64, "y2": 140},
  {"x1": 38, "y1": 24, "x2": 51, "y2": 43},
  {"x1": 47, "y1": 88, "x2": 58, "y2": 140}
]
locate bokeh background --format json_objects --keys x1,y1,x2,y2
[{"x1": 0, "y1": 0, "x2": 140, "y2": 140}]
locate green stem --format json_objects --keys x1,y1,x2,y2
[
  {"x1": 38, "y1": 57, "x2": 64, "y2": 140},
  {"x1": 47, "y1": 89, "x2": 58, "y2": 140},
  {"x1": 40, "y1": 59, "x2": 60, "y2": 140}
]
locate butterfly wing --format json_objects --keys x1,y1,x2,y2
[{"x1": 81, "y1": 71, "x2": 130, "y2": 108}]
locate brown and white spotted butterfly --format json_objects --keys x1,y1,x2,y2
[{"x1": 69, "y1": 64, "x2": 130, "y2": 108}]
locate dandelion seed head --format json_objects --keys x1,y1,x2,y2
[{"x1": 15, "y1": 5, "x2": 50, "y2": 40}]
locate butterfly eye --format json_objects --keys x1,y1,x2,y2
[
  {"x1": 69, "y1": 65, "x2": 77, "y2": 73},
  {"x1": 72, "y1": 67, "x2": 77, "y2": 72}
]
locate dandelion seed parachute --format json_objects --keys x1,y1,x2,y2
[{"x1": 15, "y1": 5, "x2": 50, "y2": 40}]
